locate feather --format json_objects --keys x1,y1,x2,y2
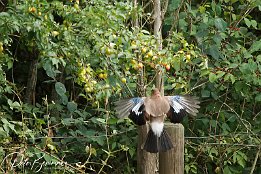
[
  {"x1": 114, "y1": 97, "x2": 144, "y2": 118},
  {"x1": 166, "y1": 95, "x2": 200, "y2": 119},
  {"x1": 143, "y1": 128, "x2": 173, "y2": 153},
  {"x1": 144, "y1": 96, "x2": 170, "y2": 116}
]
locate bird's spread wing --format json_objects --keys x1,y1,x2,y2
[
  {"x1": 166, "y1": 95, "x2": 200, "y2": 123},
  {"x1": 115, "y1": 97, "x2": 147, "y2": 125}
]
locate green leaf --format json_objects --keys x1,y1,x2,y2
[
  {"x1": 211, "y1": 92, "x2": 219, "y2": 100},
  {"x1": 201, "y1": 89, "x2": 210, "y2": 98},
  {"x1": 213, "y1": 34, "x2": 222, "y2": 44},
  {"x1": 209, "y1": 73, "x2": 217, "y2": 83},
  {"x1": 210, "y1": 120, "x2": 217, "y2": 127},
  {"x1": 230, "y1": 74, "x2": 235, "y2": 84},
  {"x1": 168, "y1": 0, "x2": 181, "y2": 11},
  {"x1": 198, "y1": 6, "x2": 206, "y2": 13},
  {"x1": 43, "y1": 61, "x2": 56, "y2": 79},
  {"x1": 67, "y1": 101, "x2": 77, "y2": 112},
  {"x1": 62, "y1": 118, "x2": 74, "y2": 126},
  {"x1": 224, "y1": 73, "x2": 230, "y2": 82},
  {"x1": 255, "y1": 94, "x2": 261, "y2": 102},
  {"x1": 224, "y1": 166, "x2": 232, "y2": 174},
  {"x1": 208, "y1": 45, "x2": 221, "y2": 59},
  {"x1": 251, "y1": 20, "x2": 257, "y2": 29},
  {"x1": 7, "y1": 99, "x2": 20, "y2": 110},
  {"x1": 249, "y1": 39, "x2": 261, "y2": 53},
  {"x1": 96, "y1": 118, "x2": 106, "y2": 124},
  {"x1": 257, "y1": 55, "x2": 261, "y2": 62},
  {"x1": 216, "y1": 71, "x2": 225, "y2": 79},
  {"x1": 60, "y1": 94, "x2": 68, "y2": 105},
  {"x1": 214, "y1": 18, "x2": 227, "y2": 32},
  {"x1": 55, "y1": 82, "x2": 66, "y2": 96},
  {"x1": 232, "y1": 13, "x2": 237, "y2": 20},
  {"x1": 235, "y1": 152, "x2": 246, "y2": 167},
  {"x1": 93, "y1": 136, "x2": 105, "y2": 146},
  {"x1": 244, "y1": 18, "x2": 251, "y2": 27}
]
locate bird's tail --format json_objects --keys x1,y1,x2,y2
[{"x1": 143, "y1": 128, "x2": 173, "y2": 153}]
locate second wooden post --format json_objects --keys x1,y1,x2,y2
[{"x1": 159, "y1": 123, "x2": 184, "y2": 174}]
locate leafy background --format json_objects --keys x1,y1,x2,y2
[{"x1": 0, "y1": 0, "x2": 260, "y2": 173}]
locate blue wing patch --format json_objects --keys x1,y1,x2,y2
[
  {"x1": 167, "y1": 95, "x2": 200, "y2": 123},
  {"x1": 115, "y1": 97, "x2": 146, "y2": 125},
  {"x1": 115, "y1": 97, "x2": 144, "y2": 118}
]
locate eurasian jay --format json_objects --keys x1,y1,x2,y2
[{"x1": 115, "y1": 88, "x2": 200, "y2": 153}]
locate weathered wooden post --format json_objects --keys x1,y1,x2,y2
[
  {"x1": 137, "y1": 124, "x2": 158, "y2": 174},
  {"x1": 159, "y1": 123, "x2": 184, "y2": 174}
]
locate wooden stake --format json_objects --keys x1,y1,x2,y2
[
  {"x1": 137, "y1": 124, "x2": 158, "y2": 174},
  {"x1": 159, "y1": 123, "x2": 184, "y2": 174}
]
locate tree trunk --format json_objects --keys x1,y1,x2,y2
[
  {"x1": 25, "y1": 59, "x2": 38, "y2": 105},
  {"x1": 154, "y1": 0, "x2": 163, "y2": 93}
]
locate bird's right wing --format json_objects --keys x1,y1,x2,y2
[
  {"x1": 166, "y1": 95, "x2": 200, "y2": 123},
  {"x1": 114, "y1": 97, "x2": 147, "y2": 125}
]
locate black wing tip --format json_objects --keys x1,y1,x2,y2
[
  {"x1": 168, "y1": 108, "x2": 187, "y2": 123},
  {"x1": 129, "y1": 111, "x2": 146, "y2": 125}
]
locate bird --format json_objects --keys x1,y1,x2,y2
[{"x1": 114, "y1": 88, "x2": 200, "y2": 153}]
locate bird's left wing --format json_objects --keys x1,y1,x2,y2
[
  {"x1": 166, "y1": 95, "x2": 200, "y2": 123},
  {"x1": 115, "y1": 97, "x2": 147, "y2": 125},
  {"x1": 115, "y1": 97, "x2": 144, "y2": 118}
]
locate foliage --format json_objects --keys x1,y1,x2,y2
[
  {"x1": 163, "y1": 0, "x2": 261, "y2": 173},
  {"x1": 0, "y1": 0, "x2": 260, "y2": 173}
]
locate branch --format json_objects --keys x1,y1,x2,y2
[
  {"x1": 250, "y1": 146, "x2": 261, "y2": 174},
  {"x1": 221, "y1": 101, "x2": 258, "y2": 139},
  {"x1": 162, "y1": 0, "x2": 169, "y2": 18}
]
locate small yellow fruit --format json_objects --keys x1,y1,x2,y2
[
  {"x1": 178, "y1": 50, "x2": 184, "y2": 54},
  {"x1": 52, "y1": 31, "x2": 59, "y2": 37},
  {"x1": 144, "y1": 55, "x2": 149, "y2": 59},
  {"x1": 138, "y1": 62, "x2": 143, "y2": 69},
  {"x1": 131, "y1": 59, "x2": 137, "y2": 64},
  {"x1": 98, "y1": 73, "x2": 104, "y2": 79},
  {"x1": 105, "y1": 47, "x2": 112, "y2": 55},
  {"x1": 38, "y1": 12, "x2": 42, "y2": 16},
  {"x1": 183, "y1": 43, "x2": 188, "y2": 47},
  {"x1": 91, "y1": 80, "x2": 97, "y2": 85},
  {"x1": 44, "y1": 15, "x2": 48, "y2": 20},
  {"x1": 131, "y1": 41, "x2": 137, "y2": 49},
  {"x1": 75, "y1": 0, "x2": 80, "y2": 4},
  {"x1": 186, "y1": 54, "x2": 191, "y2": 60},
  {"x1": 85, "y1": 87, "x2": 93, "y2": 92},
  {"x1": 141, "y1": 47, "x2": 147, "y2": 54},
  {"x1": 103, "y1": 73, "x2": 108, "y2": 79},
  {"x1": 121, "y1": 78, "x2": 127, "y2": 84},
  {"x1": 147, "y1": 50, "x2": 153, "y2": 57},
  {"x1": 74, "y1": 4, "x2": 79, "y2": 9},
  {"x1": 152, "y1": 56, "x2": 157, "y2": 60},
  {"x1": 0, "y1": 42, "x2": 3, "y2": 54},
  {"x1": 29, "y1": 7, "x2": 36, "y2": 13}
]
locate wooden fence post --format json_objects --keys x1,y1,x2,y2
[
  {"x1": 159, "y1": 123, "x2": 184, "y2": 174},
  {"x1": 137, "y1": 123, "x2": 158, "y2": 174}
]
